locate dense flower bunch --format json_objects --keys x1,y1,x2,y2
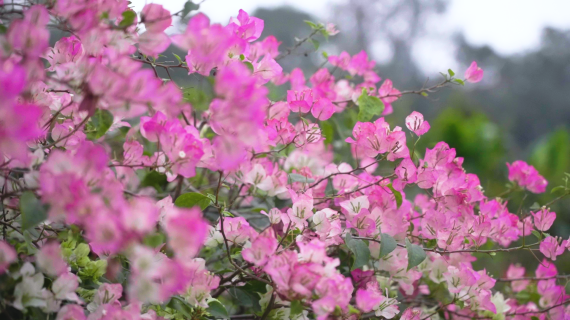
[{"x1": 0, "y1": 1, "x2": 569, "y2": 320}]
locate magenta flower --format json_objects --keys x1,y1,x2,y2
[
  {"x1": 540, "y1": 236, "x2": 567, "y2": 261},
  {"x1": 464, "y1": 61, "x2": 484, "y2": 83},
  {"x1": 507, "y1": 160, "x2": 548, "y2": 193},
  {"x1": 532, "y1": 207, "x2": 556, "y2": 231},
  {"x1": 405, "y1": 111, "x2": 430, "y2": 136}
]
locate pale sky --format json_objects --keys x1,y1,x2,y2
[{"x1": 132, "y1": 0, "x2": 570, "y2": 73}]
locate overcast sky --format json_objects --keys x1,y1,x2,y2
[{"x1": 132, "y1": 0, "x2": 570, "y2": 73}]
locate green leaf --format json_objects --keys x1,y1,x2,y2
[
  {"x1": 345, "y1": 233, "x2": 370, "y2": 270},
  {"x1": 23, "y1": 231, "x2": 38, "y2": 254},
  {"x1": 140, "y1": 171, "x2": 167, "y2": 191},
  {"x1": 172, "y1": 53, "x2": 183, "y2": 64},
  {"x1": 531, "y1": 317, "x2": 540, "y2": 320},
  {"x1": 304, "y1": 20, "x2": 318, "y2": 29},
  {"x1": 321, "y1": 120, "x2": 334, "y2": 145},
  {"x1": 118, "y1": 10, "x2": 136, "y2": 28},
  {"x1": 243, "y1": 61, "x2": 254, "y2": 73},
  {"x1": 447, "y1": 69, "x2": 455, "y2": 77},
  {"x1": 174, "y1": 192, "x2": 211, "y2": 210},
  {"x1": 322, "y1": 51, "x2": 329, "y2": 59},
  {"x1": 143, "y1": 233, "x2": 165, "y2": 248},
  {"x1": 0, "y1": 24, "x2": 7, "y2": 34},
  {"x1": 405, "y1": 238, "x2": 426, "y2": 270},
  {"x1": 387, "y1": 183, "x2": 403, "y2": 208},
  {"x1": 379, "y1": 233, "x2": 397, "y2": 258},
  {"x1": 290, "y1": 300, "x2": 303, "y2": 318},
  {"x1": 309, "y1": 38, "x2": 320, "y2": 50},
  {"x1": 529, "y1": 202, "x2": 541, "y2": 211},
  {"x1": 420, "y1": 92, "x2": 428, "y2": 97},
  {"x1": 288, "y1": 173, "x2": 315, "y2": 184},
  {"x1": 551, "y1": 186, "x2": 566, "y2": 194},
  {"x1": 207, "y1": 299, "x2": 229, "y2": 318},
  {"x1": 532, "y1": 230, "x2": 543, "y2": 241},
  {"x1": 229, "y1": 287, "x2": 261, "y2": 311},
  {"x1": 357, "y1": 88, "x2": 385, "y2": 122},
  {"x1": 181, "y1": 1, "x2": 200, "y2": 19},
  {"x1": 453, "y1": 78, "x2": 465, "y2": 85},
  {"x1": 167, "y1": 296, "x2": 193, "y2": 318},
  {"x1": 182, "y1": 87, "x2": 211, "y2": 111},
  {"x1": 73, "y1": 243, "x2": 90, "y2": 259},
  {"x1": 20, "y1": 191, "x2": 47, "y2": 230},
  {"x1": 86, "y1": 109, "x2": 114, "y2": 140}
]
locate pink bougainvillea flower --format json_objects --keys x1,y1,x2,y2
[
  {"x1": 507, "y1": 160, "x2": 548, "y2": 193},
  {"x1": 464, "y1": 61, "x2": 484, "y2": 83},
  {"x1": 405, "y1": 111, "x2": 430, "y2": 136},
  {"x1": 540, "y1": 236, "x2": 567, "y2": 261},
  {"x1": 141, "y1": 4, "x2": 172, "y2": 33},
  {"x1": 532, "y1": 207, "x2": 556, "y2": 231}
]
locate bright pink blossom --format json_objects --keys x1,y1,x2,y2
[
  {"x1": 164, "y1": 207, "x2": 209, "y2": 261},
  {"x1": 540, "y1": 236, "x2": 567, "y2": 261},
  {"x1": 506, "y1": 264, "x2": 529, "y2": 292},
  {"x1": 465, "y1": 61, "x2": 484, "y2": 83},
  {"x1": 532, "y1": 207, "x2": 556, "y2": 231},
  {"x1": 141, "y1": 4, "x2": 172, "y2": 33},
  {"x1": 405, "y1": 111, "x2": 430, "y2": 136},
  {"x1": 507, "y1": 160, "x2": 548, "y2": 193},
  {"x1": 227, "y1": 9, "x2": 264, "y2": 42}
]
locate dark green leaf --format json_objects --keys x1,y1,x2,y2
[
  {"x1": 242, "y1": 280, "x2": 268, "y2": 294},
  {"x1": 175, "y1": 192, "x2": 211, "y2": 210},
  {"x1": 167, "y1": 296, "x2": 193, "y2": 318},
  {"x1": 290, "y1": 300, "x2": 303, "y2": 318},
  {"x1": 379, "y1": 233, "x2": 397, "y2": 258},
  {"x1": 20, "y1": 191, "x2": 47, "y2": 230},
  {"x1": 288, "y1": 173, "x2": 315, "y2": 184},
  {"x1": 0, "y1": 24, "x2": 7, "y2": 34},
  {"x1": 118, "y1": 10, "x2": 136, "y2": 28},
  {"x1": 207, "y1": 299, "x2": 229, "y2": 318},
  {"x1": 531, "y1": 317, "x2": 539, "y2": 320},
  {"x1": 181, "y1": 1, "x2": 200, "y2": 19},
  {"x1": 86, "y1": 109, "x2": 113, "y2": 140},
  {"x1": 387, "y1": 183, "x2": 403, "y2": 208},
  {"x1": 229, "y1": 287, "x2": 261, "y2": 311},
  {"x1": 405, "y1": 238, "x2": 426, "y2": 270},
  {"x1": 357, "y1": 88, "x2": 385, "y2": 122},
  {"x1": 345, "y1": 233, "x2": 370, "y2": 270},
  {"x1": 140, "y1": 171, "x2": 167, "y2": 191}
]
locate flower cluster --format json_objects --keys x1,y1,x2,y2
[{"x1": 0, "y1": 2, "x2": 569, "y2": 320}]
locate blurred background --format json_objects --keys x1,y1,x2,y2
[{"x1": 128, "y1": 0, "x2": 570, "y2": 275}]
